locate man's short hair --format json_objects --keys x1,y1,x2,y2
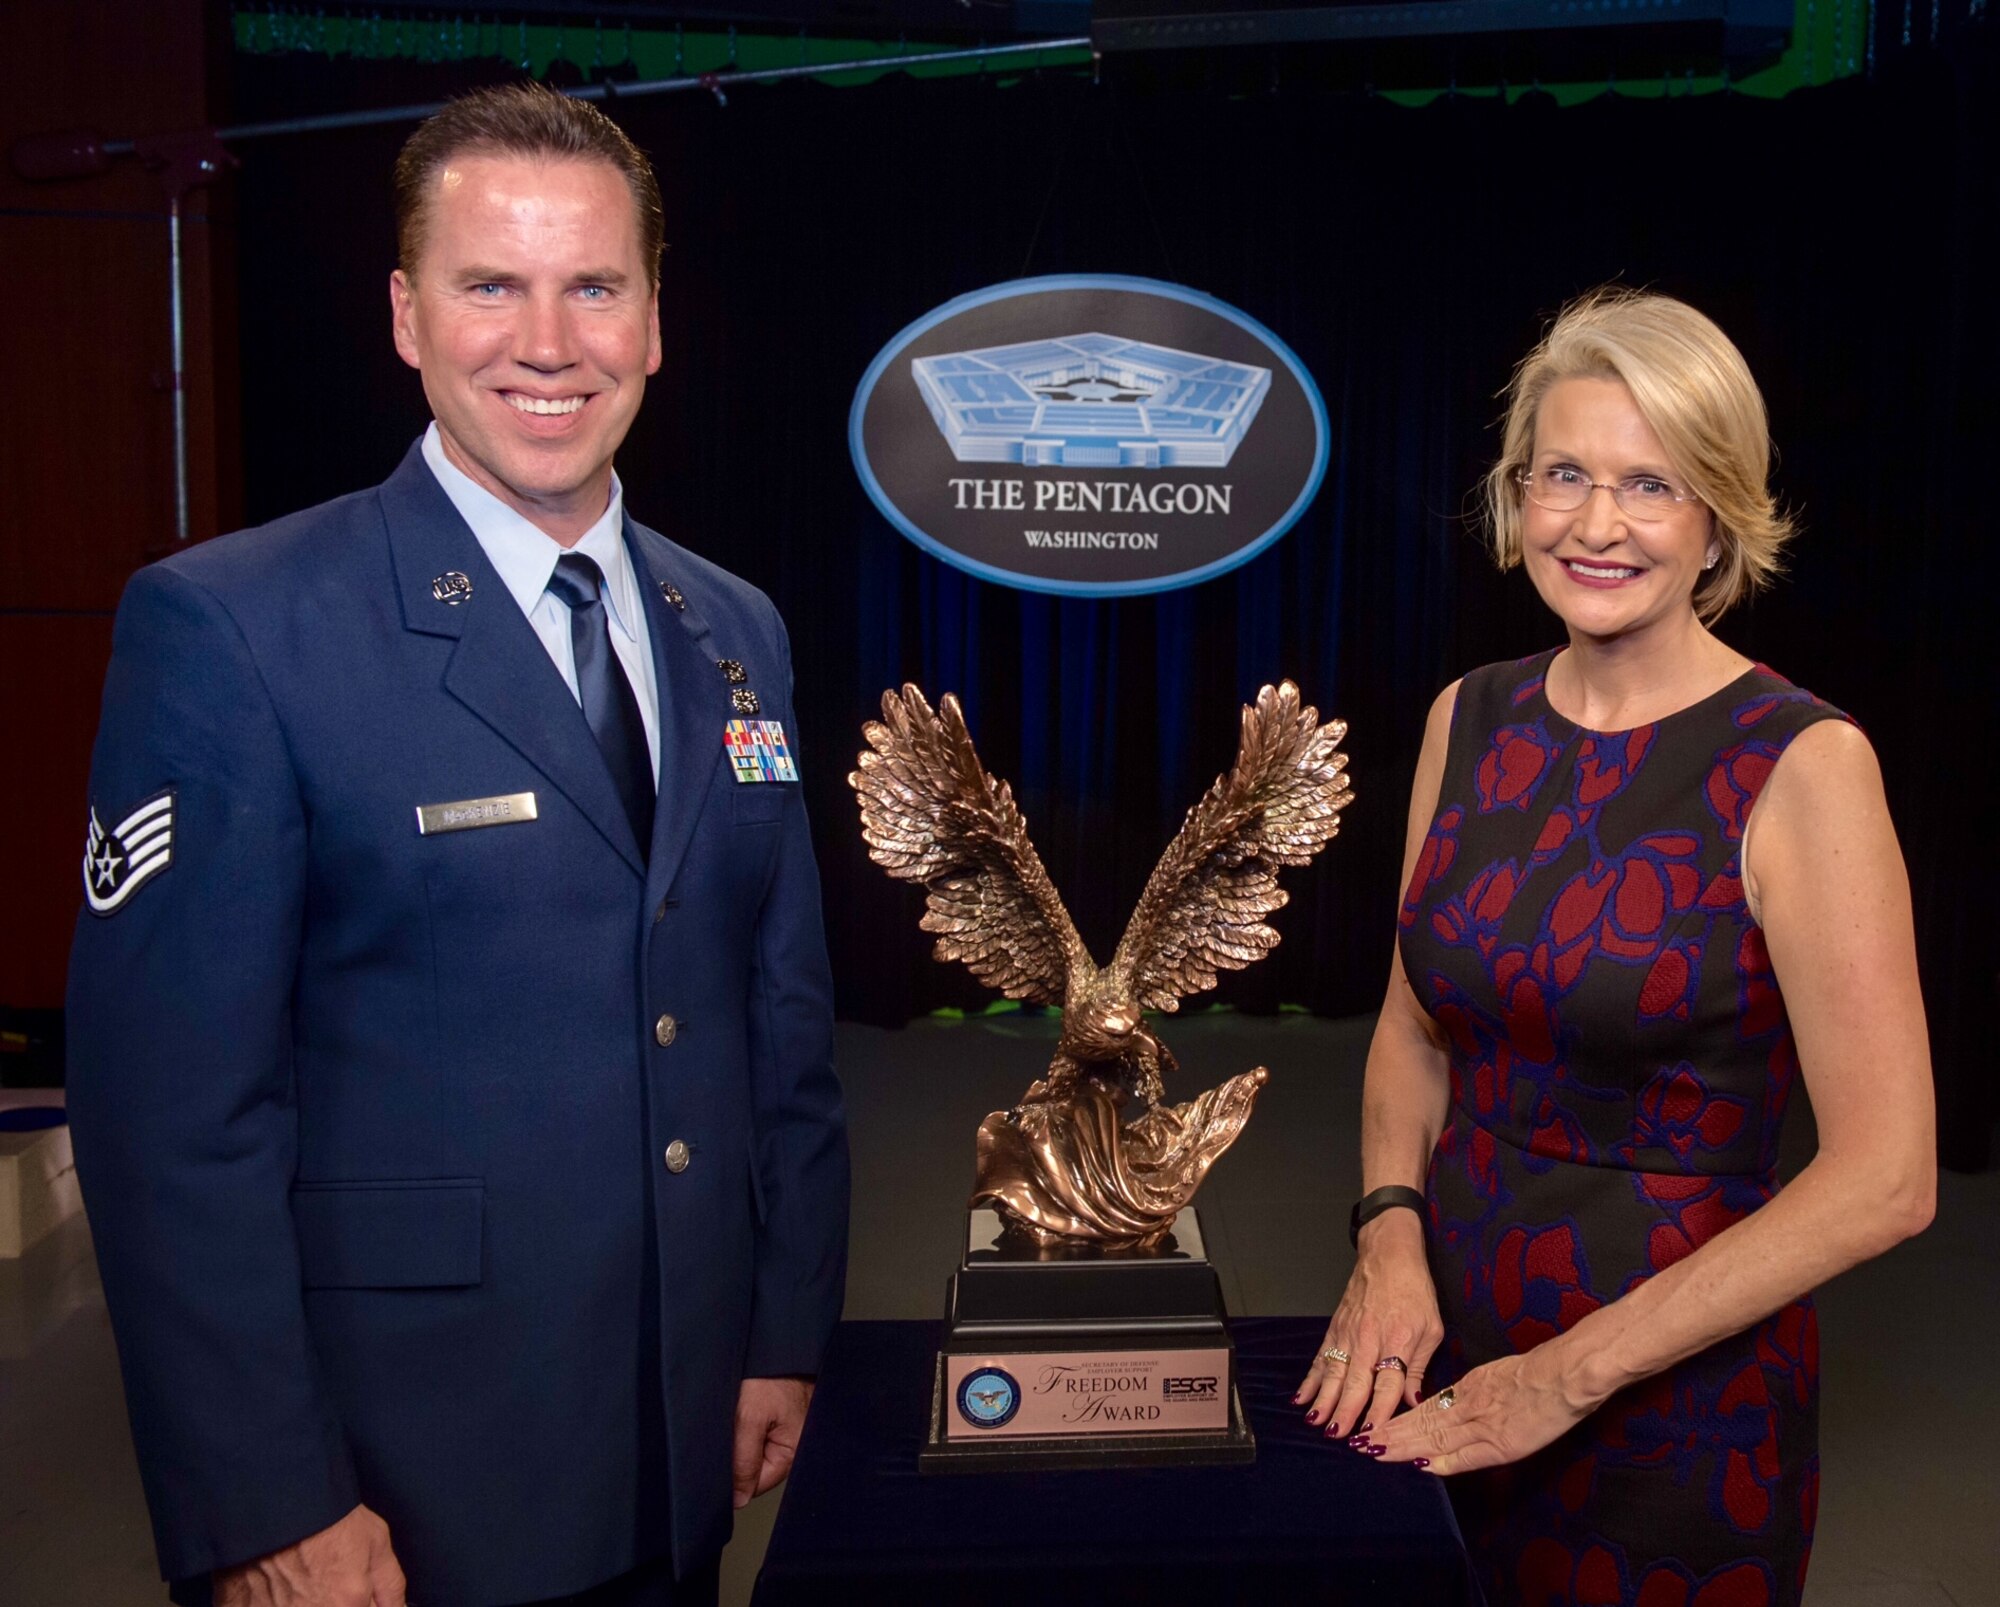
[{"x1": 394, "y1": 81, "x2": 665, "y2": 289}]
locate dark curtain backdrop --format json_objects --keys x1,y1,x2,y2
[{"x1": 226, "y1": 41, "x2": 1997, "y2": 1166}]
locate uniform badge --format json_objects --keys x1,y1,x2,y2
[
  {"x1": 83, "y1": 790, "x2": 176, "y2": 916},
  {"x1": 659, "y1": 581, "x2": 686, "y2": 611},
  {"x1": 715, "y1": 657, "x2": 758, "y2": 714},
  {"x1": 431, "y1": 571, "x2": 473, "y2": 605},
  {"x1": 956, "y1": 1365, "x2": 1021, "y2": 1429},
  {"x1": 724, "y1": 719, "x2": 799, "y2": 783}
]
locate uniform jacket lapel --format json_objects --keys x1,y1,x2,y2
[
  {"x1": 379, "y1": 443, "x2": 647, "y2": 877},
  {"x1": 627, "y1": 519, "x2": 725, "y2": 901}
]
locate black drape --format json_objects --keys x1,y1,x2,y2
[{"x1": 227, "y1": 37, "x2": 1997, "y2": 1167}]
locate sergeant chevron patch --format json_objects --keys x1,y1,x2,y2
[{"x1": 83, "y1": 790, "x2": 175, "y2": 916}]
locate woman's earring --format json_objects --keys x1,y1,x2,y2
[{"x1": 1703, "y1": 550, "x2": 1720, "y2": 570}]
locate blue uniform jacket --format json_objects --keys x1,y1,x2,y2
[{"x1": 66, "y1": 442, "x2": 850, "y2": 1605}]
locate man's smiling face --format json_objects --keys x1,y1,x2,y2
[{"x1": 390, "y1": 152, "x2": 661, "y2": 543}]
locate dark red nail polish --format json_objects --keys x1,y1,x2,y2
[
  {"x1": 1292, "y1": 1392, "x2": 1303, "y2": 1405},
  {"x1": 1306, "y1": 1410, "x2": 1321, "y2": 1424},
  {"x1": 1327, "y1": 1422, "x2": 1341, "y2": 1438},
  {"x1": 1414, "y1": 1458, "x2": 1431, "y2": 1469},
  {"x1": 1360, "y1": 1421, "x2": 1374, "y2": 1433},
  {"x1": 1347, "y1": 1436, "x2": 1370, "y2": 1449},
  {"x1": 1367, "y1": 1445, "x2": 1387, "y2": 1457}
]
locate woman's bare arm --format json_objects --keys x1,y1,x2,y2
[{"x1": 1299, "y1": 681, "x2": 1459, "y2": 1437}]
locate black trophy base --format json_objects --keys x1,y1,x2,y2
[{"x1": 920, "y1": 1207, "x2": 1256, "y2": 1474}]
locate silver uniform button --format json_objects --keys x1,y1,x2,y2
[
  {"x1": 664, "y1": 1139, "x2": 691, "y2": 1174},
  {"x1": 655, "y1": 1013, "x2": 678, "y2": 1047}
]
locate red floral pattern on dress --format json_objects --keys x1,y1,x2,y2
[
  {"x1": 1630, "y1": 1171, "x2": 1770, "y2": 1275},
  {"x1": 1632, "y1": 1560, "x2": 1776, "y2": 1607},
  {"x1": 1598, "y1": 1360, "x2": 1785, "y2": 1538},
  {"x1": 1493, "y1": 1222, "x2": 1603, "y2": 1349},
  {"x1": 1515, "y1": 1540, "x2": 1777, "y2": 1607},
  {"x1": 1755, "y1": 1303, "x2": 1820, "y2": 1408},
  {"x1": 1400, "y1": 805, "x2": 1463, "y2": 929},
  {"x1": 1575, "y1": 727, "x2": 1658, "y2": 809},
  {"x1": 1478, "y1": 721, "x2": 1565, "y2": 813},
  {"x1": 1624, "y1": 1066, "x2": 1749, "y2": 1168},
  {"x1": 1703, "y1": 744, "x2": 1779, "y2": 840}
]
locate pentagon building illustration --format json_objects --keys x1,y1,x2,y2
[{"x1": 911, "y1": 333, "x2": 1272, "y2": 469}]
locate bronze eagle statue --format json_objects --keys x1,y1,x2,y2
[{"x1": 850, "y1": 681, "x2": 1354, "y2": 1248}]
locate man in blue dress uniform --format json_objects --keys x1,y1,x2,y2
[{"x1": 66, "y1": 84, "x2": 848, "y2": 1607}]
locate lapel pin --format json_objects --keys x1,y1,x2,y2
[
  {"x1": 731, "y1": 688, "x2": 761, "y2": 716},
  {"x1": 659, "y1": 581, "x2": 686, "y2": 611},
  {"x1": 432, "y1": 571, "x2": 473, "y2": 605},
  {"x1": 716, "y1": 659, "x2": 747, "y2": 685}
]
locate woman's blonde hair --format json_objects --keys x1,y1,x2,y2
[{"x1": 1482, "y1": 287, "x2": 1794, "y2": 624}]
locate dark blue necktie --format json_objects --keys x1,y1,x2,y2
[{"x1": 546, "y1": 552, "x2": 655, "y2": 856}]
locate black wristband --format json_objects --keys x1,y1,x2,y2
[{"x1": 1348, "y1": 1185, "x2": 1426, "y2": 1248}]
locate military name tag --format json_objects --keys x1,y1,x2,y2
[{"x1": 415, "y1": 792, "x2": 539, "y2": 835}]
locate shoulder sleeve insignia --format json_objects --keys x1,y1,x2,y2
[{"x1": 83, "y1": 789, "x2": 176, "y2": 916}]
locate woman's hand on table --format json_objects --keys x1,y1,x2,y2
[
  {"x1": 1364, "y1": 1335, "x2": 1602, "y2": 1474},
  {"x1": 1296, "y1": 1211, "x2": 1442, "y2": 1442}
]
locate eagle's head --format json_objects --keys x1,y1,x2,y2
[{"x1": 1066, "y1": 995, "x2": 1141, "y2": 1058}]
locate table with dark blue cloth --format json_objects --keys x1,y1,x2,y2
[{"x1": 752, "y1": 1316, "x2": 1475, "y2": 1606}]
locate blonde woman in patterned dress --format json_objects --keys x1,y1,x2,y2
[{"x1": 1296, "y1": 289, "x2": 1934, "y2": 1606}]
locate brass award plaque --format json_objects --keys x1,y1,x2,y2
[{"x1": 850, "y1": 681, "x2": 1353, "y2": 1471}]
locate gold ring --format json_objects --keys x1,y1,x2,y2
[
  {"x1": 1322, "y1": 1346, "x2": 1351, "y2": 1365},
  {"x1": 1435, "y1": 1386, "x2": 1456, "y2": 1410}
]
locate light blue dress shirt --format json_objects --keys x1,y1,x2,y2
[{"x1": 420, "y1": 422, "x2": 661, "y2": 782}]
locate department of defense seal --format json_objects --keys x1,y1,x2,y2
[{"x1": 955, "y1": 1365, "x2": 1021, "y2": 1430}]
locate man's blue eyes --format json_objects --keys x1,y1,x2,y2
[{"x1": 468, "y1": 284, "x2": 611, "y2": 298}]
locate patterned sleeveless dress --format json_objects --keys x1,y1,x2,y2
[{"x1": 1398, "y1": 650, "x2": 1847, "y2": 1607}]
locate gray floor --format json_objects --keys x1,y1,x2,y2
[{"x1": 3, "y1": 1013, "x2": 1994, "y2": 1606}]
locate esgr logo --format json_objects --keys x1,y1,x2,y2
[
  {"x1": 1162, "y1": 1376, "x2": 1220, "y2": 1400},
  {"x1": 956, "y1": 1365, "x2": 1022, "y2": 1429},
  {"x1": 851, "y1": 275, "x2": 1329, "y2": 598}
]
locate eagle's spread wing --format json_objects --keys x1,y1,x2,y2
[
  {"x1": 1108, "y1": 682, "x2": 1353, "y2": 1011},
  {"x1": 850, "y1": 685, "x2": 1086, "y2": 1005}
]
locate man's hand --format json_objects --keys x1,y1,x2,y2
[
  {"x1": 731, "y1": 1376, "x2": 814, "y2": 1510},
  {"x1": 212, "y1": 1504, "x2": 406, "y2": 1607}
]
